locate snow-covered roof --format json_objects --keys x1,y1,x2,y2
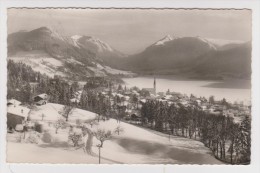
[
  {"x1": 167, "y1": 101, "x2": 173, "y2": 105},
  {"x1": 126, "y1": 109, "x2": 132, "y2": 113},
  {"x1": 35, "y1": 100, "x2": 47, "y2": 105},
  {"x1": 7, "y1": 105, "x2": 30, "y2": 118},
  {"x1": 35, "y1": 93, "x2": 48, "y2": 99},
  {"x1": 140, "y1": 99, "x2": 146, "y2": 103},
  {"x1": 70, "y1": 98, "x2": 80, "y2": 103},
  {"x1": 133, "y1": 92, "x2": 140, "y2": 96},
  {"x1": 116, "y1": 94, "x2": 124, "y2": 98},
  {"x1": 75, "y1": 90, "x2": 83, "y2": 95},
  {"x1": 124, "y1": 96, "x2": 130, "y2": 100},
  {"x1": 7, "y1": 99, "x2": 21, "y2": 106},
  {"x1": 164, "y1": 95, "x2": 173, "y2": 100}
]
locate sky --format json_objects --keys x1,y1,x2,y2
[{"x1": 8, "y1": 9, "x2": 251, "y2": 54}]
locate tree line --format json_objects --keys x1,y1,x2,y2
[
  {"x1": 140, "y1": 99, "x2": 251, "y2": 164},
  {"x1": 8, "y1": 60, "x2": 80, "y2": 105},
  {"x1": 79, "y1": 83, "x2": 128, "y2": 123}
]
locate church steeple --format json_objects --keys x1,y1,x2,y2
[{"x1": 153, "y1": 77, "x2": 156, "y2": 95}]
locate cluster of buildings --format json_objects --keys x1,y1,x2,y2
[
  {"x1": 7, "y1": 93, "x2": 49, "y2": 130},
  {"x1": 7, "y1": 77, "x2": 250, "y2": 130},
  {"x1": 93, "y1": 78, "x2": 251, "y2": 123}
]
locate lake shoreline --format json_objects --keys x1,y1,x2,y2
[{"x1": 122, "y1": 75, "x2": 251, "y2": 103}]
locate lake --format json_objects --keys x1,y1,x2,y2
[{"x1": 122, "y1": 76, "x2": 251, "y2": 104}]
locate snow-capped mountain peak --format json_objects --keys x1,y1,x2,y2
[
  {"x1": 70, "y1": 35, "x2": 115, "y2": 53},
  {"x1": 71, "y1": 35, "x2": 83, "y2": 48},
  {"x1": 154, "y1": 34, "x2": 173, "y2": 46},
  {"x1": 71, "y1": 35, "x2": 82, "y2": 40},
  {"x1": 32, "y1": 27, "x2": 66, "y2": 41},
  {"x1": 84, "y1": 36, "x2": 114, "y2": 52},
  {"x1": 196, "y1": 36, "x2": 217, "y2": 50}
]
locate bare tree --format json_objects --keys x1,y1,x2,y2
[
  {"x1": 94, "y1": 129, "x2": 113, "y2": 164},
  {"x1": 59, "y1": 105, "x2": 75, "y2": 122},
  {"x1": 84, "y1": 119, "x2": 99, "y2": 128},
  {"x1": 68, "y1": 132, "x2": 82, "y2": 147},
  {"x1": 54, "y1": 118, "x2": 66, "y2": 134},
  {"x1": 114, "y1": 126, "x2": 124, "y2": 135}
]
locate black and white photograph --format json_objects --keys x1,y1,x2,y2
[{"x1": 3, "y1": 7, "x2": 255, "y2": 165}]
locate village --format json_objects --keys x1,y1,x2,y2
[
  {"x1": 7, "y1": 76, "x2": 250, "y2": 130},
  {"x1": 6, "y1": 74, "x2": 251, "y2": 164}
]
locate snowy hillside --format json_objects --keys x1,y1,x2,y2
[
  {"x1": 196, "y1": 36, "x2": 217, "y2": 50},
  {"x1": 8, "y1": 50, "x2": 66, "y2": 77},
  {"x1": 7, "y1": 103, "x2": 223, "y2": 164},
  {"x1": 7, "y1": 27, "x2": 132, "y2": 79},
  {"x1": 29, "y1": 103, "x2": 97, "y2": 122},
  {"x1": 89, "y1": 63, "x2": 136, "y2": 77},
  {"x1": 70, "y1": 35, "x2": 114, "y2": 53}
]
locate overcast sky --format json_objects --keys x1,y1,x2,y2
[{"x1": 8, "y1": 9, "x2": 251, "y2": 54}]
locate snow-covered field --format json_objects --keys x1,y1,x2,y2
[
  {"x1": 89, "y1": 63, "x2": 136, "y2": 77},
  {"x1": 7, "y1": 103, "x2": 223, "y2": 164},
  {"x1": 104, "y1": 66, "x2": 135, "y2": 76},
  {"x1": 8, "y1": 50, "x2": 135, "y2": 78},
  {"x1": 8, "y1": 50, "x2": 66, "y2": 77},
  {"x1": 29, "y1": 103, "x2": 96, "y2": 122}
]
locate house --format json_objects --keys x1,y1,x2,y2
[
  {"x1": 7, "y1": 100, "x2": 30, "y2": 129},
  {"x1": 142, "y1": 88, "x2": 155, "y2": 95},
  {"x1": 34, "y1": 93, "x2": 49, "y2": 105},
  {"x1": 200, "y1": 105, "x2": 208, "y2": 111},
  {"x1": 157, "y1": 92, "x2": 165, "y2": 97},
  {"x1": 70, "y1": 98, "x2": 80, "y2": 104},
  {"x1": 50, "y1": 78, "x2": 60, "y2": 85},
  {"x1": 127, "y1": 112, "x2": 142, "y2": 124},
  {"x1": 7, "y1": 99, "x2": 21, "y2": 107}
]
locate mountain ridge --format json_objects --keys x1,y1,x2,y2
[
  {"x1": 7, "y1": 27, "x2": 251, "y2": 80},
  {"x1": 121, "y1": 35, "x2": 251, "y2": 79},
  {"x1": 7, "y1": 27, "x2": 134, "y2": 79}
]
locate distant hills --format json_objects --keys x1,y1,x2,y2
[
  {"x1": 7, "y1": 27, "x2": 251, "y2": 80},
  {"x1": 122, "y1": 35, "x2": 251, "y2": 79},
  {"x1": 192, "y1": 41, "x2": 251, "y2": 79}
]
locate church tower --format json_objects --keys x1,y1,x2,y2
[{"x1": 153, "y1": 77, "x2": 156, "y2": 95}]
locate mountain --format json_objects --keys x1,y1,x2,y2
[
  {"x1": 7, "y1": 28, "x2": 251, "y2": 80},
  {"x1": 191, "y1": 42, "x2": 251, "y2": 79},
  {"x1": 206, "y1": 38, "x2": 244, "y2": 48},
  {"x1": 69, "y1": 35, "x2": 124, "y2": 56},
  {"x1": 153, "y1": 35, "x2": 174, "y2": 46},
  {"x1": 123, "y1": 35, "x2": 251, "y2": 79},
  {"x1": 69, "y1": 35, "x2": 125, "y2": 67},
  {"x1": 7, "y1": 27, "x2": 134, "y2": 79},
  {"x1": 125, "y1": 36, "x2": 217, "y2": 72}
]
